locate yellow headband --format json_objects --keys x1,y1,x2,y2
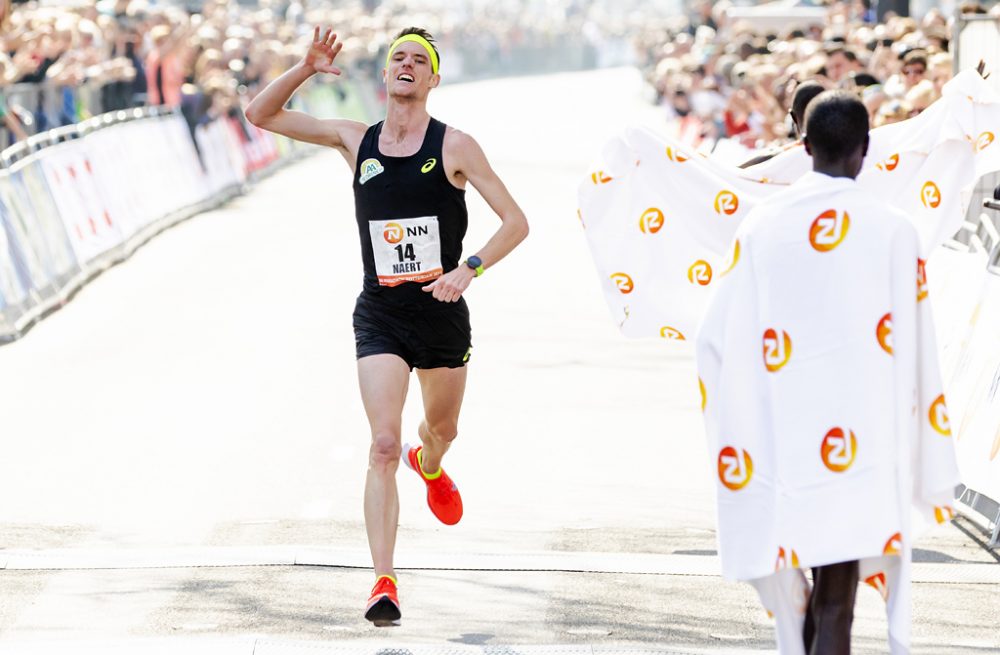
[{"x1": 385, "y1": 34, "x2": 439, "y2": 75}]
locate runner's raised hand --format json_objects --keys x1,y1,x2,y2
[{"x1": 304, "y1": 27, "x2": 343, "y2": 76}]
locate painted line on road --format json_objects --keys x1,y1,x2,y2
[
  {"x1": 1, "y1": 546, "x2": 997, "y2": 583},
  {"x1": 1, "y1": 546, "x2": 297, "y2": 571},
  {"x1": 0, "y1": 638, "x2": 768, "y2": 655}
]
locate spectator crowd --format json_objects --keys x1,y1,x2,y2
[
  {"x1": 636, "y1": 0, "x2": 1000, "y2": 150},
  {"x1": 0, "y1": 0, "x2": 637, "y2": 151},
  {"x1": 2, "y1": 0, "x2": 999, "y2": 154},
  {"x1": 0, "y1": 0, "x2": 315, "y2": 148}
]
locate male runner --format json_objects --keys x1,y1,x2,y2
[
  {"x1": 245, "y1": 26, "x2": 528, "y2": 626},
  {"x1": 696, "y1": 91, "x2": 958, "y2": 653}
]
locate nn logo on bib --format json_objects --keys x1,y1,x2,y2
[
  {"x1": 359, "y1": 158, "x2": 385, "y2": 185},
  {"x1": 383, "y1": 222, "x2": 431, "y2": 244}
]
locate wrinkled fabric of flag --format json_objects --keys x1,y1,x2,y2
[
  {"x1": 695, "y1": 172, "x2": 960, "y2": 654},
  {"x1": 577, "y1": 70, "x2": 1000, "y2": 342}
]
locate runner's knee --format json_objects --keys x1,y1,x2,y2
[
  {"x1": 370, "y1": 431, "x2": 402, "y2": 467},
  {"x1": 424, "y1": 419, "x2": 458, "y2": 444}
]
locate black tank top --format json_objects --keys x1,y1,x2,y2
[{"x1": 353, "y1": 117, "x2": 468, "y2": 305}]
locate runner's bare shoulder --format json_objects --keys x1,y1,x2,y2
[{"x1": 441, "y1": 126, "x2": 487, "y2": 173}]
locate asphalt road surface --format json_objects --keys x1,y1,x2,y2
[{"x1": 0, "y1": 68, "x2": 997, "y2": 655}]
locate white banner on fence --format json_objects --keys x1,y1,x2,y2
[
  {"x1": 0, "y1": 193, "x2": 29, "y2": 312},
  {"x1": 947, "y1": 270, "x2": 1000, "y2": 501},
  {"x1": 195, "y1": 118, "x2": 249, "y2": 195},
  {"x1": 927, "y1": 247, "x2": 989, "y2": 380},
  {"x1": 39, "y1": 143, "x2": 125, "y2": 265}
]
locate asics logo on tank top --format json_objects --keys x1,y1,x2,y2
[{"x1": 421, "y1": 158, "x2": 437, "y2": 173}]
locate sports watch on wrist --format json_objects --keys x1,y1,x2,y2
[{"x1": 464, "y1": 255, "x2": 484, "y2": 277}]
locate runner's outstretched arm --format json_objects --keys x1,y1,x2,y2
[
  {"x1": 423, "y1": 130, "x2": 529, "y2": 302},
  {"x1": 245, "y1": 27, "x2": 365, "y2": 158}
]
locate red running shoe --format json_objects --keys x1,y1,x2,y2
[
  {"x1": 402, "y1": 443, "x2": 463, "y2": 525},
  {"x1": 364, "y1": 575, "x2": 400, "y2": 626}
]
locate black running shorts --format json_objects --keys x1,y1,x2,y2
[{"x1": 353, "y1": 293, "x2": 472, "y2": 370}]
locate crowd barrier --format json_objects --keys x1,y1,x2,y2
[
  {"x1": 936, "y1": 198, "x2": 1000, "y2": 548},
  {"x1": 945, "y1": 14, "x2": 1000, "y2": 546},
  {"x1": 0, "y1": 78, "x2": 140, "y2": 152},
  {"x1": 0, "y1": 76, "x2": 379, "y2": 343}
]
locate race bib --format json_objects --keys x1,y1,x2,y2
[{"x1": 369, "y1": 216, "x2": 444, "y2": 287}]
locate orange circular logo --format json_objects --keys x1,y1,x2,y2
[
  {"x1": 876, "y1": 313, "x2": 893, "y2": 355},
  {"x1": 718, "y1": 446, "x2": 753, "y2": 491},
  {"x1": 977, "y1": 131, "x2": 995, "y2": 152},
  {"x1": 809, "y1": 209, "x2": 850, "y2": 252},
  {"x1": 921, "y1": 181, "x2": 941, "y2": 209},
  {"x1": 720, "y1": 240, "x2": 740, "y2": 276},
  {"x1": 883, "y1": 533, "x2": 902, "y2": 556},
  {"x1": 610, "y1": 272, "x2": 634, "y2": 294},
  {"x1": 917, "y1": 259, "x2": 928, "y2": 302},
  {"x1": 591, "y1": 171, "x2": 612, "y2": 185},
  {"x1": 934, "y1": 505, "x2": 955, "y2": 524},
  {"x1": 929, "y1": 394, "x2": 951, "y2": 436},
  {"x1": 639, "y1": 208, "x2": 665, "y2": 234},
  {"x1": 666, "y1": 146, "x2": 689, "y2": 163},
  {"x1": 865, "y1": 572, "x2": 889, "y2": 601},
  {"x1": 762, "y1": 328, "x2": 792, "y2": 372},
  {"x1": 659, "y1": 326, "x2": 685, "y2": 340},
  {"x1": 687, "y1": 260, "x2": 713, "y2": 286},
  {"x1": 876, "y1": 153, "x2": 899, "y2": 171},
  {"x1": 383, "y1": 222, "x2": 404, "y2": 244},
  {"x1": 775, "y1": 546, "x2": 801, "y2": 571},
  {"x1": 699, "y1": 377, "x2": 706, "y2": 412},
  {"x1": 821, "y1": 427, "x2": 858, "y2": 473},
  {"x1": 714, "y1": 190, "x2": 739, "y2": 216}
]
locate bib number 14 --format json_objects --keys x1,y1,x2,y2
[
  {"x1": 394, "y1": 243, "x2": 416, "y2": 263},
  {"x1": 369, "y1": 216, "x2": 443, "y2": 287}
]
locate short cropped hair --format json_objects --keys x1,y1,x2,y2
[
  {"x1": 392, "y1": 27, "x2": 440, "y2": 68},
  {"x1": 790, "y1": 81, "x2": 825, "y2": 128},
  {"x1": 803, "y1": 90, "x2": 870, "y2": 161}
]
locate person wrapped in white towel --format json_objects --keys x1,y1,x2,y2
[{"x1": 696, "y1": 90, "x2": 960, "y2": 654}]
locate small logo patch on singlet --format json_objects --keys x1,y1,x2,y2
[
  {"x1": 359, "y1": 158, "x2": 385, "y2": 185},
  {"x1": 421, "y1": 158, "x2": 437, "y2": 173}
]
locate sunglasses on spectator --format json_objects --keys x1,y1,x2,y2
[{"x1": 903, "y1": 67, "x2": 925, "y2": 76}]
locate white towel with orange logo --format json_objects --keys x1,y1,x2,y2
[
  {"x1": 577, "y1": 70, "x2": 1000, "y2": 342},
  {"x1": 695, "y1": 172, "x2": 961, "y2": 654}
]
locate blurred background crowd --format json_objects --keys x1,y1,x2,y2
[
  {"x1": 638, "y1": 0, "x2": 1000, "y2": 151},
  {"x1": 0, "y1": 0, "x2": 638, "y2": 150},
  {"x1": 1, "y1": 0, "x2": 999, "y2": 153}
]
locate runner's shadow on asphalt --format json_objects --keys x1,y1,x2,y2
[
  {"x1": 911, "y1": 548, "x2": 962, "y2": 563},
  {"x1": 447, "y1": 633, "x2": 494, "y2": 645}
]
